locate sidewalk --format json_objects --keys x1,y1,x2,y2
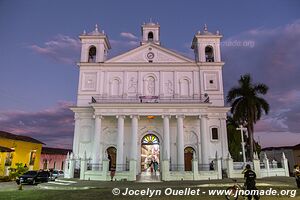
[{"x1": 38, "y1": 176, "x2": 298, "y2": 191}]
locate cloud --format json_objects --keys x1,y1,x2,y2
[
  {"x1": 120, "y1": 32, "x2": 138, "y2": 40},
  {"x1": 29, "y1": 34, "x2": 80, "y2": 64},
  {"x1": 0, "y1": 101, "x2": 75, "y2": 148},
  {"x1": 222, "y1": 19, "x2": 300, "y2": 147}
]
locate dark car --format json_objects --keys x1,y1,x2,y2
[{"x1": 16, "y1": 170, "x2": 50, "y2": 185}]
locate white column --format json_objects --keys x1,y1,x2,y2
[
  {"x1": 72, "y1": 114, "x2": 81, "y2": 156},
  {"x1": 162, "y1": 115, "x2": 171, "y2": 160},
  {"x1": 220, "y1": 118, "x2": 228, "y2": 159},
  {"x1": 130, "y1": 115, "x2": 138, "y2": 160},
  {"x1": 200, "y1": 114, "x2": 209, "y2": 164},
  {"x1": 92, "y1": 115, "x2": 102, "y2": 164},
  {"x1": 116, "y1": 115, "x2": 125, "y2": 171},
  {"x1": 176, "y1": 115, "x2": 185, "y2": 171}
]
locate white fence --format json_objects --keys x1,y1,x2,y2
[
  {"x1": 226, "y1": 152, "x2": 289, "y2": 179},
  {"x1": 64, "y1": 151, "x2": 289, "y2": 181}
]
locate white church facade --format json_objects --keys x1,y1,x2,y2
[{"x1": 66, "y1": 22, "x2": 230, "y2": 181}]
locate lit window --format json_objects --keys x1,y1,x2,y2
[
  {"x1": 29, "y1": 151, "x2": 36, "y2": 166},
  {"x1": 142, "y1": 134, "x2": 159, "y2": 144}
]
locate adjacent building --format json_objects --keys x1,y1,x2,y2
[
  {"x1": 261, "y1": 143, "x2": 300, "y2": 174},
  {"x1": 40, "y1": 147, "x2": 71, "y2": 171},
  {"x1": 0, "y1": 131, "x2": 43, "y2": 176}
]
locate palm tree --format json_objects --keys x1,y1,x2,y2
[{"x1": 227, "y1": 74, "x2": 269, "y2": 161}]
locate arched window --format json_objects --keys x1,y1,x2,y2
[
  {"x1": 142, "y1": 134, "x2": 159, "y2": 145},
  {"x1": 205, "y1": 46, "x2": 214, "y2": 62},
  {"x1": 43, "y1": 159, "x2": 48, "y2": 170},
  {"x1": 110, "y1": 78, "x2": 121, "y2": 96},
  {"x1": 211, "y1": 127, "x2": 219, "y2": 140},
  {"x1": 179, "y1": 78, "x2": 190, "y2": 97},
  {"x1": 88, "y1": 46, "x2": 97, "y2": 63},
  {"x1": 106, "y1": 147, "x2": 117, "y2": 171},
  {"x1": 148, "y1": 32, "x2": 154, "y2": 41}
]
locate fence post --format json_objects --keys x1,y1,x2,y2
[
  {"x1": 281, "y1": 152, "x2": 289, "y2": 176},
  {"x1": 102, "y1": 159, "x2": 109, "y2": 181},
  {"x1": 80, "y1": 151, "x2": 87, "y2": 180},
  {"x1": 215, "y1": 155, "x2": 222, "y2": 179},
  {"x1": 192, "y1": 158, "x2": 198, "y2": 180},
  {"x1": 263, "y1": 153, "x2": 270, "y2": 177},
  {"x1": 68, "y1": 152, "x2": 75, "y2": 178},
  {"x1": 129, "y1": 160, "x2": 137, "y2": 181},
  {"x1": 226, "y1": 153, "x2": 233, "y2": 178},
  {"x1": 253, "y1": 152, "x2": 261, "y2": 178},
  {"x1": 161, "y1": 160, "x2": 170, "y2": 181}
]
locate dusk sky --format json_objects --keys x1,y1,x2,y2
[{"x1": 0, "y1": 0, "x2": 300, "y2": 149}]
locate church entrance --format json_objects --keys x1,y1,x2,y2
[
  {"x1": 106, "y1": 147, "x2": 116, "y2": 171},
  {"x1": 184, "y1": 147, "x2": 195, "y2": 171},
  {"x1": 139, "y1": 134, "x2": 161, "y2": 182}
]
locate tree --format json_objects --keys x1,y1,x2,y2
[
  {"x1": 227, "y1": 115, "x2": 243, "y2": 161},
  {"x1": 227, "y1": 74, "x2": 269, "y2": 161}
]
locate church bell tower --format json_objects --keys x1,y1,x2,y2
[{"x1": 141, "y1": 20, "x2": 160, "y2": 45}]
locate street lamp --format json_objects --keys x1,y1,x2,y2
[{"x1": 236, "y1": 125, "x2": 247, "y2": 164}]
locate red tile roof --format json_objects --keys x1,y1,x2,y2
[
  {"x1": 0, "y1": 130, "x2": 44, "y2": 144},
  {"x1": 42, "y1": 147, "x2": 72, "y2": 155}
]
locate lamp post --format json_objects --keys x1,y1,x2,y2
[{"x1": 236, "y1": 125, "x2": 247, "y2": 163}]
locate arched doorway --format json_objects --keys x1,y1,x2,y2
[
  {"x1": 106, "y1": 147, "x2": 116, "y2": 171},
  {"x1": 140, "y1": 134, "x2": 160, "y2": 173},
  {"x1": 184, "y1": 147, "x2": 195, "y2": 171}
]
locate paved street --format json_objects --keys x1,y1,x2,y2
[{"x1": 0, "y1": 177, "x2": 299, "y2": 200}]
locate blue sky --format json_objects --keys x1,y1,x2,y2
[{"x1": 0, "y1": 0, "x2": 300, "y2": 148}]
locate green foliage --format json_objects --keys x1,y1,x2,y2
[
  {"x1": 226, "y1": 74, "x2": 269, "y2": 160},
  {"x1": 227, "y1": 115, "x2": 262, "y2": 161},
  {"x1": 8, "y1": 163, "x2": 28, "y2": 180},
  {"x1": 227, "y1": 118, "x2": 243, "y2": 161}
]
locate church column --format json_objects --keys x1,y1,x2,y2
[
  {"x1": 162, "y1": 115, "x2": 171, "y2": 160},
  {"x1": 130, "y1": 115, "x2": 138, "y2": 160},
  {"x1": 200, "y1": 114, "x2": 209, "y2": 164},
  {"x1": 176, "y1": 115, "x2": 185, "y2": 171},
  {"x1": 116, "y1": 115, "x2": 125, "y2": 171},
  {"x1": 220, "y1": 117, "x2": 228, "y2": 158},
  {"x1": 92, "y1": 115, "x2": 103, "y2": 165},
  {"x1": 72, "y1": 114, "x2": 81, "y2": 157}
]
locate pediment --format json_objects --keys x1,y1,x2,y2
[{"x1": 106, "y1": 43, "x2": 193, "y2": 63}]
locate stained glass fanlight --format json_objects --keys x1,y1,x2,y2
[{"x1": 142, "y1": 134, "x2": 159, "y2": 144}]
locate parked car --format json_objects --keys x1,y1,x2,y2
[
  {"x1": 49, "y1": 170, "x2": 64, "y2": 181},
  {"x1": 16, "y1": 170, "x2": 50, "y2": 185}
]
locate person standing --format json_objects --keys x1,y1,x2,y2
[
  {"x1": 294, "y1": 165, "x2": 300, "y2": 188},
  {"x1": 244, "y1": 164, "x2": 259, "y2": 200}
]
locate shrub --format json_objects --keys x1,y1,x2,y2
[{"x1": 8, "y1": 163, "x2": 28, "y2": 180}]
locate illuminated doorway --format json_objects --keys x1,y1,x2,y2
[
  {"x1": 106, "y1": 147, "x2": 116, "y2": 171},
  {"x1": 140, "y1": 134, "x2": 160, "y2": 173}
]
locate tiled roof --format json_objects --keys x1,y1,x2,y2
[
  {"x1": 262, "y1": 143, "x2": 300, "y2": 151},
  {"x1": 0, "y1": 130, "x2": 44, "y2": 145},
  {"x1": 42, "y1": 147, "x2": 72, "y2": 155}
]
